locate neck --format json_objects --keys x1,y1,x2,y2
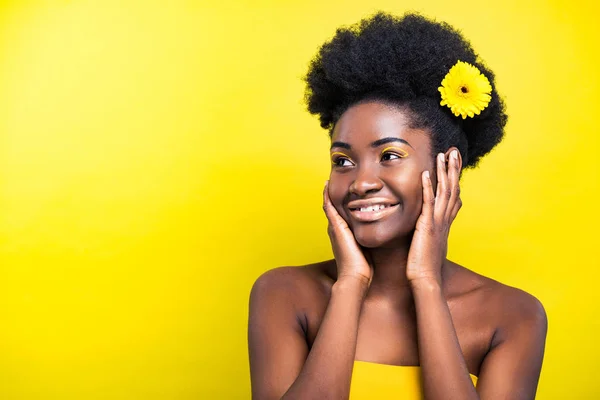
[{"x1": 363, "y1": 237, "x2": 413, "y2": 301}]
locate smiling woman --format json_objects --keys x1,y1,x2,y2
[{"x1": 247, "y1": 12, "x2": 547, "y2": 400}]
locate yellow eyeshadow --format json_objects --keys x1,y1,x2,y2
[
  {"x1": 331, "y1": 151, "x2": 350, "y2": 159},
  {"x1": 331, "y1": 151, "x2": 349, "y2": 157},
  {"x1": 380, "y1": 146, "x2": 408, "y2": 157}
]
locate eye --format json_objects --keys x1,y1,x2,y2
[
  {"x1": 331, "y1": 152, "x2": 355, "y2": 168},
  {"x1": 381, "y1": 152, "x2": 401, "y2": 161},
  {"x1": 332, "y1": 156, "x2": 354, "y2": 167},
  {"x1": 380, "y1": 149, "x2": 407, "y2": 162}
]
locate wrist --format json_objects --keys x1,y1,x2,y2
[
  {"x1": 333, "y1": 275, "x2": 370, "y2": 298},
  {"x1": 409, "y1": 276, "x2": 442, "y2": 293}
]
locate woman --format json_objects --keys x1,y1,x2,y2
[{"x1": 248, "y1": 12, "x2": 547, "y2": 399}]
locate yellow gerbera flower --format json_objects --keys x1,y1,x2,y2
[{"x1": 438, "y1": 61, "x2": 492, "y2": 119}]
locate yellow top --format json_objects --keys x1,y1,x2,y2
[{"x1": 350, "y1": 360, "x2": 478, "y2": 399}]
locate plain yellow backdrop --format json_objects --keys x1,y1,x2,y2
[{"x1": 0, "y1": 0, "x2": 598, "y2": 398}]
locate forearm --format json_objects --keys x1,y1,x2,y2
[
  {"x1": 282, "y1": 277, "x2": 367, "y2": 399},
  {"x1": 411, "y1": 278, "x2": 478, "y2": 400}
]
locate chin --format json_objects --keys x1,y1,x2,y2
[{"x1": 352, "y1": 225, "x2": 409, "y2": 249}]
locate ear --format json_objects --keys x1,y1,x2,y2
[{"x1": 444, "y1": 147, "x2": 463, "y2": 171}]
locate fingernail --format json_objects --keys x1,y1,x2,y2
[
  {"x1": 424, "y1": 170, "x2": 430, "y2": 179},
  {"x1": 438, "y1": 153, "x2": 445, "y2": 162},
  {"x1": 452, "y1": 150, "x2": 458, "y2": 159}
]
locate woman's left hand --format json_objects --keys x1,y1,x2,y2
[{"x1": 406, "y1": 150, "x2": 462, "y2": 285}]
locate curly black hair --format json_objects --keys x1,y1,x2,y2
[{"x1": 304, "y1": 12, "x2": 507, "y2": 169}]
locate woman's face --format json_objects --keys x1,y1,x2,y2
[{"x1": 328, "y1": 101, "x2": 435, "y2": 248}]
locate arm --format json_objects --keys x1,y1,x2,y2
[
  {"x1": 412, "y1": 280, "x2": 547, "y2": 400},
  {"x1": 407, "y1": 151, "x2": 478, "y2": 399},
  {"x1": 408, "y1": 150, "x2": 547, "y2": 399},
  {"x1": 248, "y1": 183, "x2": 373, "y2": 399},
  {"x1": 475, "y1": 292, "x2": 548, "y2": 399},
  {"x1": 248, "y1": 269, "x2": 368, "y2": 400},
  {"x1": 411, "y1": 278, "x2": 479, "y2": 399}
]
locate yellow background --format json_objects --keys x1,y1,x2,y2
[{"x1": 0, "y1": 0, "x2": 598, "y2": 398}]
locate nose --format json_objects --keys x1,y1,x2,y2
[{"x1": 349, "y1": 165, "x2": 383, "y2": 196}]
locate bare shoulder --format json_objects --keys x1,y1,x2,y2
[
  {"x1": 250, "y1": 260, "x2": 336, "y2": 307},
  {"x1": 446, "y1": 262, "x2": 547, "y2": 335},
  {"x1": 248, "y1": 262, "x2": 337, "y2": 398},
  {"x1": 446, "y1": 265, "x2": 548, "y2": 396},
  {"x1": 483, "y1": 274, "x2": 548, "y2": 344}
]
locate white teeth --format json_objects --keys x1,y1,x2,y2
[{"x1": 359, "y1": 204, "x2": 387, "y2": 212}]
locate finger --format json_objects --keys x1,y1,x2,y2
[
  {"x1": 445, "y1": 149, "x2": 461, "y2": 221},
  {"x1": 435, "y1": 152, "x2": 450, "y2": 221},
  {"x1": 420, "y1": 170, "x2": 435, "y2": 221},
  {"x1": 323, "y1": 181, "x2": 337, "y2": 236},
  {"x1": 322, "y1": 181, "x2": 350, "y2": 232},
  {"x1": 449, "y1": 197, "x2": 462, "y2": 224},
  {"x1": 323, "y1": 181, "x2": 329, "y2": 210},
  {"x1": 322, "y1": 181, "x2": 335, "y2": 221}
]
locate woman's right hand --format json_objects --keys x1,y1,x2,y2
[{"x1": 323, "y1": 181, "x2": 373, "y2": 289}]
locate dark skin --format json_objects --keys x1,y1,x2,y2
[{"x1": 248, "y1": 101, "x2": 548, "y2": 399}]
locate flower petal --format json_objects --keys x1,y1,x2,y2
[{"x1": 439, "y1": 61, "x2": 492, "y2": 119}]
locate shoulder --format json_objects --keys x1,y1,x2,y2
[
  {"x1": 249, "y1": 261, "x2": 336, "y2": 341},
  {"x1": 448, "y1": 268, "x2": 548, "y2": 396},
  {"x1": 250, "y1": 261, "x2": 336, "y2": 305},
  {"x1": 474, "y1": 270, "x2": 547, "y2": 333},
  {"x1": 446, "y1": 262, "x2": 547, "y2": 340},
  {"x1": 490, "y1": 282, "x2": 548, "y2": 345},
  {"x1": 248, "y1": 263, "x2": 336, "y2": 398}
]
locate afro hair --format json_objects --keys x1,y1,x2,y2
[{"x1": 304, "y1": 12, "x2": 507, "y2": 169}]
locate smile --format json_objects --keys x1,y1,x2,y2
[{"x1": 348, "y1": 203, "x2": 400, "y2": 222}]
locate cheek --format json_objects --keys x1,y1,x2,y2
[
  {"x1": 391, "y1": 173, "x2": 424, "y2": 230},
  {"x1": 387, "y1": 168, "x2": 424, "y2": 203},
  {"x1": 327, "y1": 177, "x2": 348, "y2": 211}
]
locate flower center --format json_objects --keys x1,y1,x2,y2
[{"x1": 460, "y1": 86, "x2": 468, "y2": 94}]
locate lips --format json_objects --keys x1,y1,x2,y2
[{"x1": 347, "y1": 198, "x2": 400, "y2": 222}]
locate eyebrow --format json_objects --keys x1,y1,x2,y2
[{"x1": 330, "y1": 137, "x2": 413, "y2": 150}]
